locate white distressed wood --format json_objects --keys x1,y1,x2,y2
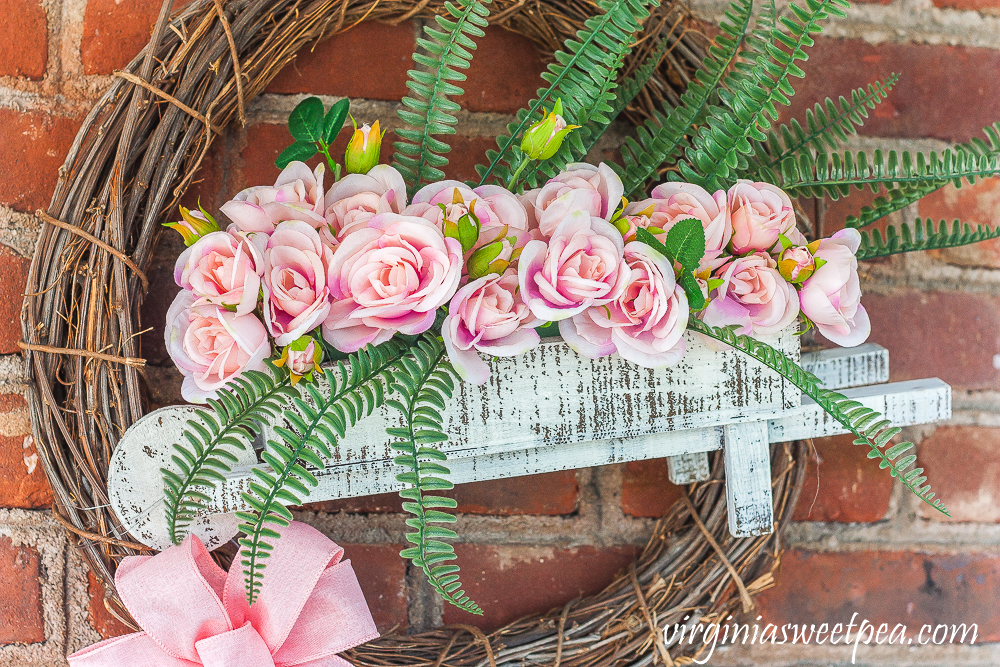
[
  {"x1": 262, "y1": 329, "x2": 801, "y2": 470},
  {"x1": 667, "y1": 452, "x2": 711, "y2": 484},
  {"x1": 768, "y1": 378, "x2": 950, "y2": 442},
  {"x1": 723, "y1": 422, "x2": 773, "y2": 537},
  {"x1": 799, "y1": 343, "x2": 889, "y2": 390},
  {"x1": 107, "y1": 406, "x2": 258, "y2": 550},
  {"x1": 107, "y1": 331, "x2": 953, "y2": 549}
]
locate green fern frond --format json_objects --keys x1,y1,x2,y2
[
  {"x1": 672, "y1": 0, "x2": 849, "y2": 192},
  {"x1": 688, "y1": 320, "x2": 950, "y2": 517},
  {"x1": 777, "y1": 145, "x2": 1000, "y2": 200},
  {"x1": 619, "y1": 0, "x2": 754, "y2": 198},
  {"x1": 752, "y1": 74, "x2": 899, "y2": 175},
  {"x1": 830, "y1": 123, "x2": 1000, "y2": 228},
  {"x1": 475, "y1": 0, "x2": 653, "y2": 188},
  {"x1": 386, "y1": 334, "x2": 481, "y2": 615},
  {"x1": 163, "y1": 368, "x2": 297, "y2": 545},
  {"x1": 236, "y1": 340, "x2": 407, "y2": 605},
  {"x1": 857, "y1": 217, "x2": 1000, "y2": 260},
  {"x1": 393, "y1": 0, "x2": 491, "y2": 192}
]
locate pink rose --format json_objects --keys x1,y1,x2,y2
[
  {"x1": 799, "y1": 228, "x2": 870, "y2": 347},
  {"x1": 174, "y1": 230, "x2": 264, "y2": 317},
  {"x1": 221, "y1": 161, "x2": 326, "y2": 233},
  {"x1": 517, "y1": 210, "x2": 630, "y2": 321},
  {"x1": 262, "y1": 221, "x2": 335, "y2": 346},
  {"x1": 624, "y1": 183, "x2": 731, "y2": 271},
  {"x1": 702, "y1": 252, "x2": 800, "y2": 336},
  {"x1": 560, "y1": 241, "x2": 689, "y2": 367},
  {"x1": 165, "y1": 291, "x2": 270, "y2": 403},
  {"x1": 521, "y1": 162, "x2": 624, "y2": 236},
  {"x1": 405, "y1": 181, "x2": 531, "y2": 258},
  {"x1": 442, "y1": 272, "x2": 541, "y2": 384},
  {"x1": 727, "y1": 180, "x2": 803, "y2": 254},
  {"x1": 323, "y1": 165, "x2": 407, "y2": 244},
  {"x1": 324, "y1": 213, "x2": 463, "y2": 352}
]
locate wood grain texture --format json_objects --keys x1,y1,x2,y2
[
  {"x1": 800, "y1": 343, "x2": 889, "y2": 390},
  {"x1": 667, "y1": 452, "x2": 712, "y2": 484},
  {"x1": 723, "y1": 421, "x2": 774, "y2": 537},
  {"x1": 107, "y1": 333, "x2": 953, "y2": 547}
]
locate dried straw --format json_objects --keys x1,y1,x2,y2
[{"x1": 19, "y1": 0, "x2": 802, "y2": 662}]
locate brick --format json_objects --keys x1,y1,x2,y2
[
  {"x1": 0, "y1": 110, "x2": 81, "y2": 213},
  {"x1": 920, "y1": 179, "x2": 1000, "y2": 268},
  {"x1": 311, "y1": 472, "x2": 577, "y2": 515},
  {"x1": 341, "y1": 543, "x2": 408, "y2": 633},
  {"x1": 444, "y1": 544, "x2": 637, "y2": 630},
  {"x1": 784, "y1": 38, "x2": 1000, "y2": 143},
  {"x1": 265, "y1": 22, "x2": 415, "y2": 100},
  {"x1": 863, "y1": 289, "x2": 1000, "y2": 391},
  {"x1": 445, "y1": 472, "x2": 578, "y2": 515},
  {"x1": 916, "y1": 426, "x2": 1000, "y2": 522},
  {"x1": 621, "y1": 459, "x2": 682, "y2": 518},
  {"x1": 0, "y1": 536, "x2": 44, "y2": 644},
  {"x1": 0, "y1": 249, "x2": 30, "y2": 355},
  {"x1": 932, "y1": 0, "x2": 1000, "y2": 14},
  {"x1": 793, "y1": 434, "x2": 892, "y2": 523},
  {"x1": 81, "y1": 0, "x2": 194, "y2": 75},
  {"x1": 457, "y1": 27, "x2": 547, "y2": 113},
  {"x1": 88, "y1": 572, "x2": 131, "y2": 639},
  {"x1": 757, "y1": 550, "x2": 1000, "y2": 643},
  {"x1": 0, "y1": 0, "x2": 46, "y2": 79},
  {"x1": 0, "y1": 394, "x2": 52, "y2": 508}
]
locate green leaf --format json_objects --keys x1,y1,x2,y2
[
  {"x1": 276, "y1": 141, "x2": 318, "y2": 168},
  {"x1": 288, "y1": 97, "x2": 325, "y2": 142},
  {"x1": 323, "y1": 98, "x2": 351, "y2": 144},
  {"x1": 677, "y1": 271, "x2": 706, "y2": 310},
  {"x1": 662, "y1": 218, "x2": 706, "y2": 271}
]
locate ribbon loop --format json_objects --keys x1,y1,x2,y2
[{"x1": 69, "y1": 521, "x2": 378, "y2": 667}]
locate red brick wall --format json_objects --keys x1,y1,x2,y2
[{"x1": 3, "y1": 1, "x2": 1000, "y2": 665}]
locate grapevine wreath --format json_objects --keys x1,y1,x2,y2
[{"x1": 22, "y1": 0, "x2": 1000, "y2": 663}]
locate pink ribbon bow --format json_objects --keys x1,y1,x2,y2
[{"x1": 69, "y1": 521, "x2": 378, "y2": 667}]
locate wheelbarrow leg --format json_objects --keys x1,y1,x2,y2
[{"x1": 723, "y1": 421, "x2": 774, "y2": 538}]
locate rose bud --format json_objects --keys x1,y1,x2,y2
[
  {"x1": 274, "y1": 335, "x2": 324, "y2": 385},
  {"x1": 345, "y1": 118, "x2": 382, "y2": 175},
  {"x1": 778, "y1": 240, "x2": 824, "y2": 284},
  {"x1": 163, "y1": 205, "x2": 220, "y2": 246},
  {"x1": 520, "y1": 99, "x2": 580, "y2": 161}
]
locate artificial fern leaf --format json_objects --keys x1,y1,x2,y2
[
  {"x1": 688, "y1": 319, "x2": 949, "y2": 516},
  {"x1": 163, "y1": 367, "x2": 297, "y2": 545},
  {"x1": 829, "y1": 123, "x2": 1000, "y2": 228},
  {"x1": 475, "y1": 0, "x2": 654, "y2": 189},
  {"x1": 750, "y1": 74, "x2": 899, "y2": 179},
  {"x1": 618, "y1": 0, "x2": 754, "y2": 197},
  {"x1": 857, "y1": 217, "x2": 1000, "y2": 260},
  {"x1": 386, "y1": 333, "x2": 482, "y2": 615},
  {"x1": 392, "y1": 0, "x2": 491, "y2": 193},
  {"x1": 236, "y1": 340, "x2": 407, "y2": 605},
  {"x1": 778, "y1": 143, "x2": 1000, "y2": 200},
  {"x1": 672, "y1": 0, "x2": 849, "y2": 192}
]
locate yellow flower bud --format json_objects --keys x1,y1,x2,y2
[
  {"x1": 345, "y1": 118, "x2": 382, "y2": 174},
  {"x1": 520, "y1": 99, "x2": 580, "y2": 161},
  {"x1": 163, "y1": 205, "x2": 220, "y2": 246}
]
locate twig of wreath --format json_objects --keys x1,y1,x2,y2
[{"x1": 19, "y1": 0, "x2": 806, "y2": 663}]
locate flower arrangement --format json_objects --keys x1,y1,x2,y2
[{"x1": 159, "y1": 0, "x2": 1000, "y2": 615}]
